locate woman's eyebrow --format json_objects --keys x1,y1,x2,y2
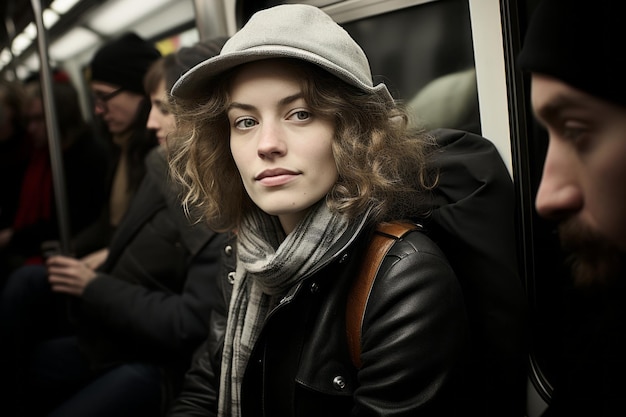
[
  {"x1": 227, "y1": 102, "x2": 255, "y2": 112},
  {"x1": 278, "y1": 92, "x2": 304, "y2": 107},
  {"x1": 228, "y1": 92, "x2": 305, "y2": 113}
]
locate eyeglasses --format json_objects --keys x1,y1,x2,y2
[{"x1": 92, "y1": 87, "x2": 125, "y2": 109}]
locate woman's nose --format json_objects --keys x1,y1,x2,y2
[{"x1": 257, "y1": 123, "x2": 286, "y2": 158}]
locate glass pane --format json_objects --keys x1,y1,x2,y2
[{"x1": 342, "y1": 0, "x2": 479, "y2": 134}]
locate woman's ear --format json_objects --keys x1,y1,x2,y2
[{"x1": 389, "y1": 108, "x2": 407, "y2": 129}]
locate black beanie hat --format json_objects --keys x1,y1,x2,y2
[
  {"x1": 90, "y1": 33, "x2": 161, "y2": 94},
  {"x1": 518, "y1": 0, "x2": 626, "y2": 107}
]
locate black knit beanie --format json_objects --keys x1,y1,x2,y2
[
  {"x1": 518, "y1": 0, "x2": 626, "y2": 107},
  {"x1": 90, "y1": 33, "x2": 161, "y2": 94}
]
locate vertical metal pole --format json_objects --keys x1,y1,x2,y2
[
  {"x1": 3, "y1": 0, "x2": 18, "y2": 80},
  {"x1": 191, "y1": 0, "x2": 231, "y2": 42},
  {"x1": 30, "y1": 0, "x2": 72, "y2": 255}
]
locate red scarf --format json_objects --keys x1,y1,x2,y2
[{"x1": 13, "y1": 148, "x2": 53, "y2": 231}]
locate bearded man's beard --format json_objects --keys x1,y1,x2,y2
[{"x1": 559, "y1": 218, "x2": 624, "y2": 288}]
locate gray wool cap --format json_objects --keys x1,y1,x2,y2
[{"x1": 171, "y1": 4, "x2": 393, "y2": 104}]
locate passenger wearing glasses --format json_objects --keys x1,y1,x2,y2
[
  {"x1": 0, "y1": 38, "x2": 226, "y2": 417},
  {"x1": 75, "y1": 32, "x2": 161, "y2": 258}
]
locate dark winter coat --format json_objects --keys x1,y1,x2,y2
[{"x1": 71, "y1": 147, "x2": 226, "y2": 392}]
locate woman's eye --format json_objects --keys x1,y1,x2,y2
[
  {"x1": 289, "y1": 110, "x2": 310, "y2": 121},
  {"x1": 234, "y1": 118, "x2": 257, "y2": 129}
]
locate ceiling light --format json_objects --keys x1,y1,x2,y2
[
  {"x1": 11, "y1": 33, "x2": 32, "y2": 55},
  {"x1": 131, "y1": 0, "x2": 194, "y2": 39},
  {"x1": 49, "y1": 27, "x2": 100, "y2": 61},
  {"x1": 50, "y1": 0, "x2": 81, "y2": 14},
  {"x1": 16, "y1": 65, "x2": 30, "y2": 80},
  {"x1": 43, "y1": 9, "x2": 60, "y2": 28},
  {"x1": 87, "y1": 0, "x2": 172, "y2": 36},
  {"x1": 0, "y1": 48, "x2": 12, "y2": 65},
  {"x1": 22, "y1": 53, "x2": 40, "y2": 71},
  {"x1": 23, "y1": 23, "x2": 37, "y2": 40}
]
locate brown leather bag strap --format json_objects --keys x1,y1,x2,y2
[{"x1": 346, "y1": 221, "x2": 421, "y2": 369}]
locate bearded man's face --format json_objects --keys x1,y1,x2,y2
[
  {"x1": 559, "y1": 218, "x2": 624, "y2": 288},
  {"x1": 532, "y1": 74, "x2": 626, "y2": 287}
]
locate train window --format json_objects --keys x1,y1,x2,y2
[
  {"x1": 505, "y1": 0, "x2": 597, "y2": 410},
  {"x1": 503, "y1": 0, "x2": 557, "y2": 407},
  {"x1": 343, "y1": 0, "x2": 478, "y2": 134},
  {"x1": 522, "y1": 112, "x2": 565, "y2": 403},
  {"x1": 239, "y1": 0, "x2": 479, "y2": 134}
]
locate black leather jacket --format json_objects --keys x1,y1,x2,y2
[{"x1": 168, "y1": 215, "x2": 469, "y2": 417}]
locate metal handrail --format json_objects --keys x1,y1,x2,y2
[{"x1": 30, "y1": 0, "x2": 72, "y2": 255}]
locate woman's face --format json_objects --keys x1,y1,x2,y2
[
  {"x1": 147, "y1": 79, "x2": 175, "y2": 146},
  {"x1": 228, "y1": 59, "x2": 338, "y2": 234}
]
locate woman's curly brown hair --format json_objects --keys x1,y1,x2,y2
[{"x1": 169, "y1": 59, "x2": 438, "y2": 232}]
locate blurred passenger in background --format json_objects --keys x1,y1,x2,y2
[
  {"x1": 0, "y1": 38, "x2": 228, "y2": 417},
  {"x1": 71, "y1": 32, "x2": 161, "y2": 262},
  {"x1": 406, "y1": 67, "x2": 480, "y2": 135},
  {"x1": 0, "y1": 80, "x2": 30, "y2": 273},
  {"x1": 0, "y1": 71, "x2": 111, "y2": 284},
  {"x1": 144, "y1": 37, "x2": 228, "y2": 147}
]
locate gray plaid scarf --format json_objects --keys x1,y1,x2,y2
[{"x1": 218, "y1": 200, "x2": 350, "y2": 417}]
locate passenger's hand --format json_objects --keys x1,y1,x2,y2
[
  {"x1": 0, "y1": 228, "x2": 13, "y2": 249},
  {"x1": 47, "y1": 255, "x2": 97, "y2": 297},
  {"x1": 80, "y1": 248, "x2": 109, "y2": 270}
]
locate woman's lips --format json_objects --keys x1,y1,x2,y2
[{"x1": 256, "y1": 169, "x2": 300, "y2": 186}]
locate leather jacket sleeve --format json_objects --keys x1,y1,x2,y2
[{"x1": 353, "y1": 231, "x2": 470, "y2": 415}]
